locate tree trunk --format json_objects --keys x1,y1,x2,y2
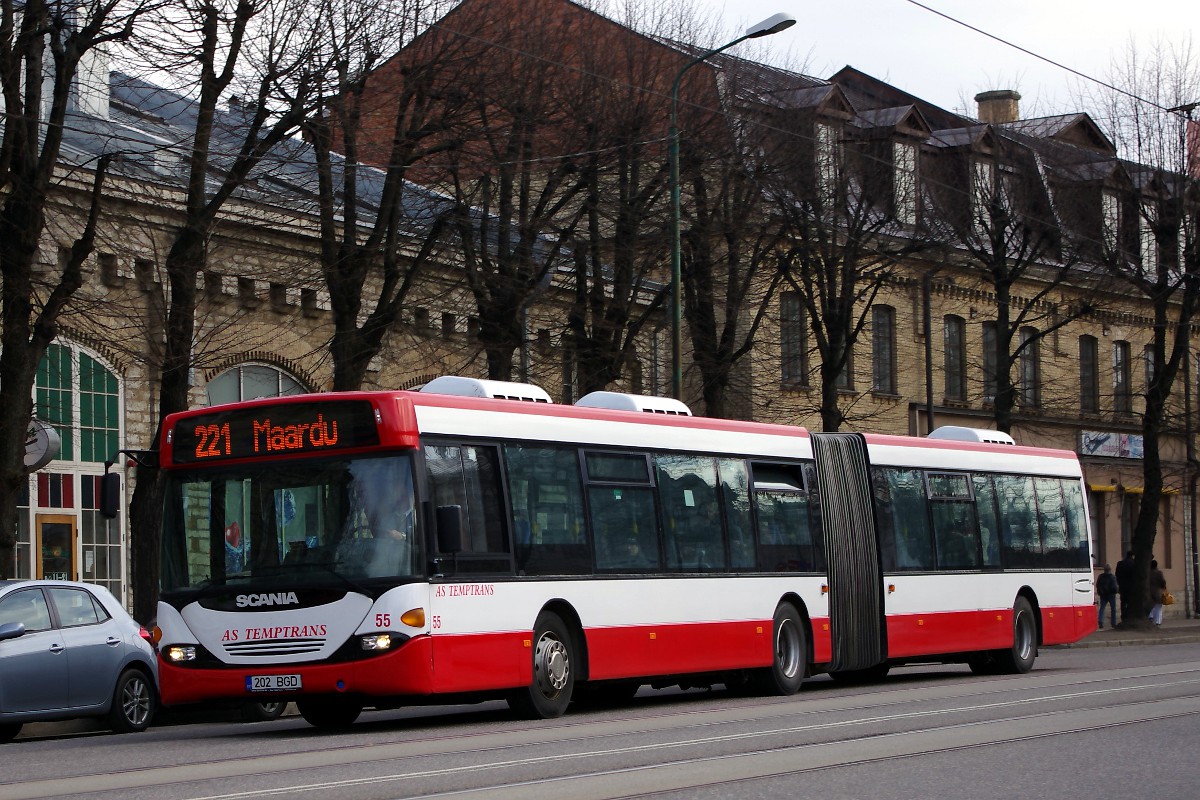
[{"x1": 128, "y1": 227, "x2": 205, "y2": 623}]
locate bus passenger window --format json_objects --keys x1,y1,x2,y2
[
  {"x1": 751, "y1": 463, "x2": 816, "y2": 572},
  {"x1": 590, "y1": 485, "x2": 659, "y2": 571},
  {"x1": 880, "y1": 468, "x2": 934, "y2": 571},
  {"x1": 503, "y1": 444, "x2": 589, "y2": 575},
  {"x1": 1035, "y1": 477, "x2": 1070, "y2": 567},
  {"x1": 424, "y1": 444, "x2": 510, "y2": 573},
  {"x1": 994, "y1": 474, "x2": 1042, "y2": 569},
  {"x1": 657, "y1": 455, "x2": 727, "y2": 572},
  {"x1": 928, "y1": 473, "x2": 981, "y2": 570},
  {"x1": 1061, "y1": 479, "x2": 1091, "y2": 568},
  {"x1": 719, "y1": 459, "x2": 755, "y2": 569},
  {"x1": 972, "y1": 474, "x2": 1003, "y2": 568}
]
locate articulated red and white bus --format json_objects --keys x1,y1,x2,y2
[{"x1": 143, "y1": 376, "x2": 1095, "y2": 728}]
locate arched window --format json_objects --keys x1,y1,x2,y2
[
  {"x1": 15, "y1": 343, "x2": 124, "y2": 597},
  {"x1": 36, "y1": 344, "x2": 120, "y2": 464},
  {"x1": 207, "y1": 363, "x2": 307, "y2": 406}
]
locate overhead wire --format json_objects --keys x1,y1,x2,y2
[
  {"x1": 901, "y1": 0, "x2": 1191, "y2": 117},
  {"x1": 0, "y1": 0, "x2": 1189, "y2": 259}
]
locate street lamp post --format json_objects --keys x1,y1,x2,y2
[{"x1": 668, "y1": 12, "x2": 795, "y2": 401}]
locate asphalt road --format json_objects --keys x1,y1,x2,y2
[{"x1": 4, "y1": 642, "x2": 1199, "y2": 800}]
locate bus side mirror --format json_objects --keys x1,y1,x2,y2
[
  {"x1": 436, "y1": 505, "x2": 465, "y2": 554},
  {"x1": 100, "y1": 472, "x2": 122, "y2": 518}
]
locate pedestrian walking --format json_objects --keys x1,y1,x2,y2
[
  {"x1": 1095, "y1": 564, "x2": 1118, "y2": 629},
  {"x1": 1115, "y1": 550, "x2": 1135, "y2": 623},
  {"x1": 1147, "y1": 559, "x2": 1167, "y2": 627}
]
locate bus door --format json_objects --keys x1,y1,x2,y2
[{"x1": 810, "y1": 433, "x2": 886, "y2": 671}]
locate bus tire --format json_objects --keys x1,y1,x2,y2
[
  {"x1": 753, "y1": 602, "x2": 806, "y2": 696},
  {"x1": 108, "y1": 668, "x2": 156, "y2": 733},
  {"x1": 297, "y1": 698, "x2": 363, "y2": 730},
  {"x1": 0, "y1": 723, "x2": 22, "y2": 743},
  {"x1": 509, "y1": 611, "x2": 575, "y2": 719},
  {"x1": 572, "y1": 681, "x2": 638, "y2": 708},
  {"x1": 993, "y1": 597, "x2": 1038, "y2": 674},
  {"x1": 967, "y1": 653, "x2": 998, "y2": 675},
  {"x1": 240, "y1": 701, "x2": 287, "y2": 722}
]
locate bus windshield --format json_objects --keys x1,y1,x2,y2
[{"x1": 161, "y1": 455, "x2": 420, "y2": 593}]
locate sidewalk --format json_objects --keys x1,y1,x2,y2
[{"x1": 1063, "y1": 616, "x2": 1200, "y2": 649}]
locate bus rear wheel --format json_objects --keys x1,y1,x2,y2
[
  {"x1": 297, "y1": 698, "x2": 363, "y2": 730},
  {"x1": 971, "y1": 598, "x2": 1038, "y2": 675},
  {"x1": 509, "y1": 611, "x2": 575, "y2": 719},
  {"x1": 753, "y1": 602, "x2": 807, "y2": 696},
  {"x1": 994, "y1": 597, "x2": 1038, "y2": 674}
]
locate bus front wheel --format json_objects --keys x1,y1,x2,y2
[
  {"x1": 754, "y1": 602, "x2": 807, "y2": 696},
  {"x1": 509, "y1": 611, "x2": 575, "y2": 719},
  {"x1": 297, "y1": 697, "x2": 363, "y2": 730}
]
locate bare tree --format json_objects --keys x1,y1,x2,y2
[
  {"x1": 0, "y1": 0, "x2": 148, "y2": 577},
  {"x1": 303, "y1": 0, "x2": 468, "y2": 391},
  {"x1": 768, "y1": 99, "x2": 936, "y2": 432},
  {"x1": 678, "y1": 59, "x2": 795, "y2": 418},
  {"x1": 413, "y1": 0, "x2": 602, "y2": 382},
  {"x1": 1077, "y1": 36, "x2": 1200, "y2": 626},
  {"x1": 124, "y1": 0, "x2": 326, "y2": 621},
  {"x1": 936, "y1": 131, "x2": 1096, "y2": 434},
  {"x1": 556, "y1": 1, "x2": 688, "y2": 399}
]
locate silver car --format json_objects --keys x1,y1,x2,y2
[{"x1": 0, "y1": 580, "x2": 158, "y2": 742}]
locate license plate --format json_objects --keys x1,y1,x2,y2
[{"x1": 245, "y1": 674, "x2": 302, "y2": 692}]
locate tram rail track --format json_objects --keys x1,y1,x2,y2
[{"x1": 5, "y1": 660, "x2": 1200, "y2": 800}]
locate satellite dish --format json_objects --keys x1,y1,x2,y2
[{"x1": 25, "y1": 419, "x2": 61, "y2": 472}]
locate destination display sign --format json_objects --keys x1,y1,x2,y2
[{"x1": 171, "y1": 400, "x2": 380, "y2": 464}]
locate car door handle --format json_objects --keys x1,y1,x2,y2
[
  {"x1": 106, "y1": 637, "x2": 122, "y2": 647},
  {"x1": 49, "y1": 643, "x2": 65, "y2": 655}
]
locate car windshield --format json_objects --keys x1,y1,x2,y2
[{"x1": 161, "y1": 455, "x2": 420, "y2": 593}]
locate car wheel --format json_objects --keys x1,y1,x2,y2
[
  {"x1": 0, "y1": 723, "x2": 22, "y2": 743},
  {"x1": 240, "y1": 701, "x2": 287, "y2": 722},
  {"x1": 108, "y1": 668, "x2": 156, "y2": 733}
]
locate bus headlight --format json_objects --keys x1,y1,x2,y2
[
  {"x1": 165, "y1": 645, "x2": 197, "y2": 662},
  {"x1": 361, "y1": 634, "x2": 393, "y2": 651}
]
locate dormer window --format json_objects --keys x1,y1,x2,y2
[
  {"x1": 893, "y1": 141, "x2": 917, "y2": 225},
  {"x1": 971, "y1": 159, "x2": 994, "y2": 238},
  {"x1": 1139, "y1": 207, "x2": 1158, "y2": 270},
  {"x1": 1102, "y1": 191, "x2": 1121, "y2": 254},
  {"x1": 815, "y1": 123, "x2": 839, "y2": 207}
]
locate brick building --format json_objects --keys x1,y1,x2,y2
[{"x1": 9, "y1": 0, "x2": 1199, "y2": 617}]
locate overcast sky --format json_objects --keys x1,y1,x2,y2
[{"x1": 698, "y1": 0, "x2": 1195, "y2": 120}]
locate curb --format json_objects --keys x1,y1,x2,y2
[
  {"x1": 13, "y1": 703, "x2": 298, "y2": 741},
  {"x1": 1061, "y1": 633, "x2": 1200, "y2": 649}
]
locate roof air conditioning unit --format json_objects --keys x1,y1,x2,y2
[
  {"x1": 419, "y1": 376, "x2": 553, "y2": 403},
  {"x1": 575, "y1": 391, "x2": 692, "y2": 416}
]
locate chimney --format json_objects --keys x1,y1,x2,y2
[{"x1": 975, "y1": 90, "x2": 1021, "y2": 124}]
